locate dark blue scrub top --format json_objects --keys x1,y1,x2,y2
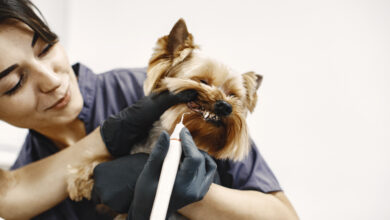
[{"x1": 11, "y1": 63, "x2": 281, "y2": 220}]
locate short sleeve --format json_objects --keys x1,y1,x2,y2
[
  {"x1": 215, "y1": 139, "x2": 282, "y2": 193},
  {"x1": 75, "y1": 63, "x2": 147, "y2": 133},
  {"x1": 97, "y1": 67, "x2": 146, "y2": 108}
]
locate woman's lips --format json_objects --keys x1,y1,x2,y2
[{"x1": 47, "y1": 89, "x2": 71, "y2": 111}]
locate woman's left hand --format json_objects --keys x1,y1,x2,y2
[{"x1": 91, "y1": 153, "x2": 149, "y2": 213}]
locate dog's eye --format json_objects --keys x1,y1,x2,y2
[{"x1": 200, "y1": 79, "x2": 209, "y2": 85}]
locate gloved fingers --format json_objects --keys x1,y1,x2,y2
[
  {"x1": 212, "y1": 171, "x2": 221, "y2": 184},
  {"x1": 91, "y1": 184, "x2": 101, "y2": 205},
  {"x1": 91, "y1": 154, "x2": 149, "y2": 213},
  {"x1": 199, "y1": 150, "x2": 217, "y2": 188},
  {"x1": 143, "y1": 131, "x2": 170, "y2": 177},
  {"x1": 177, "y1": 128, "x2": 207, "y2": 183},
  {"x1": 127, "y1": 203, "x2": 137, "y2": 220},
  {"x1": 92, "y1": 154, "x2": 149, "y2": 177},
  {"x1": 200, "y1": 150, "x2": 217, "y2": 174},
  {"x1": 152, "y1": 89, "x2": 198, "y2": 107},
  {"x1": 149, "y1": 131, "x2": 170, "y2": 162},
  {"x1": 173, "y1": 89, "x2": 198, "y2": 103},
  {"x1": 179, "y1": 128, "x2": 203, "y2": 165}
]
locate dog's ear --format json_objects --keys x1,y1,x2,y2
[
  {"x1": 144, "y1": 18, "x2": 197, "y2": 95},
  {"x1": 167, "y1": 19, "x2": 190, "y2": 55},
  {"x1": 242, "y1": 72, "x2": 262, "y2": 112}
]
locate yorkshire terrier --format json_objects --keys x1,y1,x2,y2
[{"x1": 67, "y1": 18, "x2": 262, "y2": 217}]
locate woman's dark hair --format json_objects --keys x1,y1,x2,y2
[{"x1": 0, "y1": 0, "x2": 58, "y2": 44}]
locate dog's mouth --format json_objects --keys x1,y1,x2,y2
[{"x1": 187, "y1": 101, "x2": 222, "y2": 125}]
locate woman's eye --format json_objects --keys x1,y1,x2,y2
[
  {"x1": 38, "y1": 43, "x2": 53, "y2": 57},
  {"x1": 5, "y1": 74, "x2": 24, "y2": 96}
]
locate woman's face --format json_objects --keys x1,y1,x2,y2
[{"x1": 0, "y1": 21, "x2": 83, "y2": 130}]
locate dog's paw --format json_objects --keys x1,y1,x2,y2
[{"x1": 67, "y1": 161, "x2": 100, "y2": 201}]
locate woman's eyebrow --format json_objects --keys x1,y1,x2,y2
[
  {"x1": 0, "y1": 64, "x2": 19, "y2": 80},
  {"x1": 0, "y1": 33, "x2": 37, "y2": 81},
  {"x1": 0, "y1": 33, "x2": 38, "y2": 80},
  {"x1": 31, "y1": 32, "x2": 38, "y2": 47}
]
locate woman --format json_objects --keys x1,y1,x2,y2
[
  {"x1": 0, "y1": 1, "x2": 203, "y2": 219},
  {"x1": 0, "y1": 0, "x2": 298, "y2": 219}
]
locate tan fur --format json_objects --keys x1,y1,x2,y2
[
  {"x1": 0, "y1": 169, "x2": 9, "y2": 199},
  {"x1": 67, "y1": 19, "x2": 262, "y2": 216},
  {"x1": 67, "y1": 158, "x2": 109, "y2": 201},
  {"x1": 242, "y1": 72, "x2": 262, "y2": 113}
]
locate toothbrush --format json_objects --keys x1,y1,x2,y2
[{"x1": 150, "y1": 114, "x2": 187, "y2": 220}]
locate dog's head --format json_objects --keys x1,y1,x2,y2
[{"x1": 144, "y1": 19, "x2": 262, "y2": 161}]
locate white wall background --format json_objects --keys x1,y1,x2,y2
[{"x1": 0, "y1": 0, "x2": 388, "y2": 219}]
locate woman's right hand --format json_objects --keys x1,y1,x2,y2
[
  {"x1": 128, "y1": 128, "x2": 217, "y2": 219},
  {"x1": 100, "y1": 90, "x2": 197, "y2": 157}
]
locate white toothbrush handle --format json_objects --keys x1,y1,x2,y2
[{"x1": 150, "y1": 137, "x2": 182, "y2": 220}]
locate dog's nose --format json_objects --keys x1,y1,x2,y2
[{"x1": 214, "y1": 100, "x2": 232, "y2": 116}]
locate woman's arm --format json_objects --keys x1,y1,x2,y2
[
  {"x1": 0, "y1": 128, "x2": 110, "y2": 220},
  {"x1": 0, "y1": 90, "x2": 197, "y2": 219},
  {"x1": 179, "y1": 183, "x2": 299, "y2": 220}
]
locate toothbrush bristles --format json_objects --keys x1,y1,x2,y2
[{"x1": 181, "y1": 112, "x2": 190, "y2": 124}]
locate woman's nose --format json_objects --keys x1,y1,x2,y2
[{"x1": 34, "y1": 65, "x2": 62, "y2": 93}]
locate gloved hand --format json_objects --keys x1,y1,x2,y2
[
  {"x1": 101, "y1": 90, "x2": 197, "y2": 157},
  {"x1": 91, "y1": 153, "x2": 149, "y2": 213},
  {"x1": 128, "y1": 128, "x2": 217, "y2": 220}
]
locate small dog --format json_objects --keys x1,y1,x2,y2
[{"x1": 67, "y1": 18, "x2": 262, "y2": 216}]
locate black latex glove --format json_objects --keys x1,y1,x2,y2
[
  {"x1": 91, "y1": 154, "x2": 149, "y2": 213},
  {"x1": 128, "y1": 128, "x2": 217, "y2": 220},
  {"x1": 101, "y1": 90, "x2": 197, "y2": 157}
]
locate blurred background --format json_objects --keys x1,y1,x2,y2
[{"x1": 0, "y1": 0, "x2": 389, "y2": 219}]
